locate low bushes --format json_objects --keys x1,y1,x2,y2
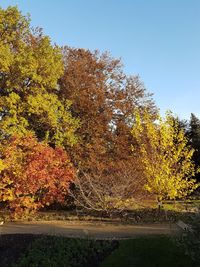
[{"x1": 13, "y1": 236, "x2": 117, "y2": 267}]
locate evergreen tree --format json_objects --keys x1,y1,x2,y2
[
  {"x1": 189, "y1": 113, "x2": 200, "y2": 182},
  {"x1": 189, "y1": 114, "x2": 200, "y2": 149}
]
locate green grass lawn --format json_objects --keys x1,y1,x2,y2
[{"x1": 101, "y1": 236, "x2": 195, "y2": 267}]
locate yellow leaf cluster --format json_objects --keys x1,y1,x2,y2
[
  {"x1": 0, "y1": 6, "x2": 79, "y2": 146},
  {"x1": 132, "y1": 110, "x2": 199, "y2": 200}
]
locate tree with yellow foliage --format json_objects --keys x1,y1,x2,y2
[
  {"x1": 131, "y1": 111, "x2": 199, "y2": 202},
  {"x1": 0, "y1": 6, "x2": 79, "y2": 146}
]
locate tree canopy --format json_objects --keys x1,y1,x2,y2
[
  {"x1": 0, "y1": 6, "x2": 199, "y2": 218},
  {"x1": 60, "y1": 47, "x2": 157, "y2": 173},
  {"x1": 0, "y1": 6, "x2": 79, "y2": 146},
  {"x1": 131, "y1": 111, "x2": 199, "y2": 200}
]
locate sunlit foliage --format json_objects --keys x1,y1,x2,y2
[
  {"x1": 0, "y1": 134, "x2": 74, "y2": 218},
  {"x1": 132, "y1": 111, "x2": 199, "y2": 200},
  {"x1": 60, "y1": 48, "x2": 157, "y2": 173},
  {"x1": 0, "y1": 6, "x2": 79, "y2": 146}
]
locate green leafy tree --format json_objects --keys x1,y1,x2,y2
[
  {"x1": 131, "y1": 110, "x2": 199, "y2": 201},
  {"x1": 0, "y1": 6, "x2": 79, "y2": 146}
]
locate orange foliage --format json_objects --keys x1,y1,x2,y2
[
  {"x1": 0, "y1": 134, "x2": 75, "y2": 218},
  {"x1": 60, "y1": 48, "x2": 157, "y2": 174}
]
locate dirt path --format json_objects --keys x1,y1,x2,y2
[{"x1": 0, "y1": 221, "x2": 181, "y2": 239}]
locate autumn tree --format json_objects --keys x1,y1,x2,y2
[
  {"x1": 0, "y1": 6, "x2": 79, "y2": 146},
  {"x1": 131, "y1": 110, "x2": 199, "y2": 202},
  {"x1": 0, "y1": 134, "x2": 75, "y2": 218},
  {"x1": 59, "y1": 47, "x2": 157, "y2": 173}
]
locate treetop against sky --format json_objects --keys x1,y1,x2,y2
[{"x1": 0, "y1": 0, "x2": 200, "y2": 119}]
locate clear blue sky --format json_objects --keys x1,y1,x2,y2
[{"x1": 1, "y1": 0, "x2": 200, "y2": 119}]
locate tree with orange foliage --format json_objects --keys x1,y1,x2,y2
[
  {"x1": 0, "y1": 134, "x2": 75, "y2": 218},
  {"x1": 60, "y1": 47, "x2": 157, "y2": 174}
]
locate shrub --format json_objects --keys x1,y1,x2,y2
[
  {"x1": 13, "y1": 236, "x2": 117, "y2": 267},
  {"x1": 0, "y1": 134, "x2": 75, "y2": 218},
  {"x1": 179, "y1": 213, "x2": 200, "y2": 265}
]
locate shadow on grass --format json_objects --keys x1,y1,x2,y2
[
  {"x1": 1, "y1": 234, "x2": 195, "y2": 267},
  {"x1": 0, "y1": 234, "x2": 117, "y2": 267},
  {"x1": 101, "y1": 236, "x2": 196, "y2": 267},
  {"x1": 0, "y1": 234, "x2": 40, "y2": 267}
]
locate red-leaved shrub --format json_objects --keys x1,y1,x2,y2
[{"x1": 0, "y1": 134, "x2": 75, "y2": 218}]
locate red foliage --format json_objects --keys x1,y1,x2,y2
[{"x1": 0, "y1": 134, "x2": 75, "y2": 218}]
